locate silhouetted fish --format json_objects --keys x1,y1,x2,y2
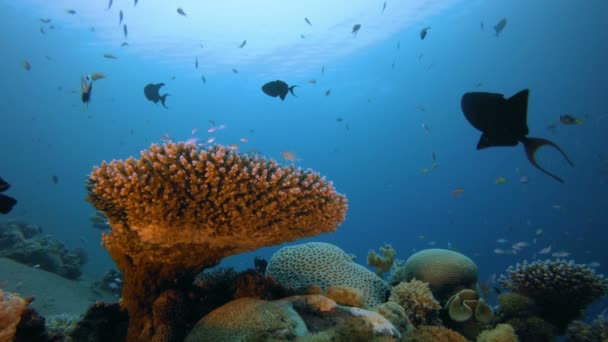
[
  {"x1": 382, "y1": 2, "x2": 387, "y2": 13},
  {"x1": 0, "y1": 177, "x2": 17, "y2": 214},
  {"x1": 494, "y1": 18, "x2": 507, "y2": 37},
  {"x1": 123, "y1": 23, "x2": 128, "y2": 38},
  {"x1": 144, "y1": 83, "x2": 170, "y2": 108},
  {"x1": 81, "y1": 75, "x2": 93, "y2": 105},
  {"x1": 119, "y1": 10, "x2": 123, "y2": 25},
  {"x1": 461, "y1": 89, "x2": 573, "y2": 182},
  {"x1": 107, "y1": 0, "x2": 113, "y2": 10},
  {"x1": 239, "y1": 40, "x2": 247, "y2": 48},
  {"x1": 304, "y1": 18, "x2": 312, "y2": 26},
  {"x1": 352, "y1": 24, "x2": 361, "y2": 35},
  {"x1": 177, "y1": 8, "x2": 187, "y2": 16},
  {"x1": 420, "y1": 27, "x2": 430, "y2": 40},
  {"x1": 261, "y1": 80, "x2": 297, "y2": 101}
]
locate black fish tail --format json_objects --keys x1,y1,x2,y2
[
  {"x1": 160, "y1": 94, "x2": 170, "y2": 108},
  {"x1": 0, "y1": 193, "x2": 17, "y2": 214},
  {"x1": 289, "y1": 85, "x2": 298, "y2": 97},
  {"x1": 521, "y1": 136, "x2": 574, "y2": 183}
]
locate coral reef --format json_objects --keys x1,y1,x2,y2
[
  {"x1": 325, "y1": 286, "x2": 365, "y2": 308},
  {"x1": 0, "y1": 289, "x2": 27, "y2": 342},
  {"x1": 368, "y1": 244, "x2": 396, "y2": 277},
  {"x1": 85, "y1": 142, "x2": 348, "y2": 341},
  {"x1": 13, "y1": 304, "x2": 50, "y2": 342},
  {"x1": 0, "y1": 221, "x2": 85, "y2": 279},
  {"x1": 476, "y1": 323, "x2": 518, "y2": 342},
  {"x1": 499, "y1": 259, "x2": 608, "y2": 331},
  {"x1": 374, "y1": 301, "x2": 414, "y2": 336},
  {"x1": 265, "y1": 242, "x2": 389, "y2": 307},
  {"x1": 92, "y1": 269, "x2": 123, "y2": 298},
  {"x1": 387, "y1": 279, "x2": 441, "y2": 327},
  {"x1": 495, "y1": 293, "x2": 558, "y2": 342},
  {"x1": 184, "y1": 295, "x2": 401, "y2": 342},
  {"x1": 45, "y1": 313, "x2": 79, "y2": 339},
  {"x1": 400, "y1": 249, "x2": 478, "y2": 302},
  {"x1": 566, "y1": 316, "x2": 608, "y2": 342},
  {"x1": 445, "y1": 289, "x2": 493, "y2": 323},
  {"x1": 68, "y1": 302, "x2": 129, "y2": 342},
  {"x1": 404, "y1": 325, "x2": 469, "y2": 342}
]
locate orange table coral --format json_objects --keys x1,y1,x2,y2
[{"x1": 86, "y1": 142, "x2": 348, "y2": 341}]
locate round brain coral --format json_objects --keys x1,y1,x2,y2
[
  {"x1": 402, "y1": 249, "x2": 478, "y2": 302},
  {"x1": 85, "y1": 142, "x2": 348, "y2": 341},
  {"x1": 265, "y1": 242, "x2": 388, "y2": 307}
]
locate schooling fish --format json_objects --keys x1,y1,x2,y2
[
  {"x1": 123, "y1": 24, "x2": 128, "y2": 38},
  {"x1": 134, "y1": 0, "x2": 138, "y2": 5},
  {"x1": 461, "y1": 89, "x2": 573, "y2": 182},
  {"x1": 177, "y1": 8, "x2": 187, "y2": 16},
  {"x1": 119, "y1": 10, "x2": 123, "y2": 25},
  {"x1": 494, "y1": 18, "x2": 507, "y2": 37},
  {"x1": 106, "y1": 0, "x2": 113, "y2": 10},
  {"x1": 304, "y1": 17, "x2": 312, "y2": 26},
  {"x1": 239, "y1": 40, "x2": 247, "y2": 48},
  {"x1": 144, "y1": 83, "x2": 170, "y2": 108},
  {"x1": 261, "y1": 80, "x2": 298, "y2": 101},
  {"x1": 352, "y1": 24, "x2": 361, "y2": 35},
  {"x1": 382, "y1": 2, "x2": 387, "y2": 13}
]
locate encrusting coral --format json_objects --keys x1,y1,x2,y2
[
  {"x1": 0, "y1": 289, "x2": 27, "y2": 342},
  {"x1": 476, "y1": 323, "x2": 519, "y2": 342},
  {"x1": 405, "y1": 325, "x2": 468, "y2": 342},
  {"x1": 85, "y1": 142, "x2": 348, "y2": 341},
  {"x1": 499, "y1": 259, "x2": 608, "y2": 332},
  {"x1": 368, "y1": 244, "x2": 396, "y2": 277},
  {"x1": 265, "y1": 242, "x2": 388, "y2": 307},
  {"x1": 387, "y1": 279, "x2": 441, "y2": 327}
]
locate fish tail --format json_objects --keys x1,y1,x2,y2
[
  {"x1": 160, "y1": 94, "x2": 170, "y2": 109},
  {"x1": 289, "y1": 85, "x2": 298, "y2": 97},
  {"x1": 521, "y1": 137, "x2": 574, "y2": 183}
]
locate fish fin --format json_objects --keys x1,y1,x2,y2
[
  {"x1": 507, "y1": 89, "x2": 530, "y2": 134},
  {"x1": 289, "y1": 85, "x2": 298, "y2": 97},
  {"x1": 279, "y1": 93, "x2": 286, "y2": 101},
  {"x1": 160, "y1": 94, "x2": 170, "y2": 108},
  {"x1": 477, "y1": 133, "x2": 518, "y2": 149},
  {"x1": 521, "y1": 136, "x2": 574, "y2": 183}
]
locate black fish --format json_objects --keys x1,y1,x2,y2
[
  {"x1": 0, "y1": 176, "x2": 10, "y2": 192},
  {"x1": 420, "y1": 27, "x2": 430, "y2": 40},
  {"x1": 352, "y1": 24, "x2": 361, "y2": 35},
  {"x1": 382, "y1": 2, "x2": 387, "y2": 13},
  {"x1": 0, "y1": 177, "x2": 17, "y2": 214},
  {"x1": 119, "y1": 10, "x2": 123, "y2": 25},
  {"x1": 81, "y1": 75, "x2": 93, "y2": 105},
  {"x1": 177, "y1": 8, "x2": 187, "y2": 16},
  {"x1": 461, "y1": 89, "x2": 573, "y2": 182},
  {"x1": 123, "y1": 24, "x2": 128, "y2": 38},
  {"x1": 52, "y1": 175, "x2": 59, "y2": 184},
  {"x1": 239, "y1": 40, "x2": 247, "y2": 48},
  {"x1": 261, "y1": 80, "x2": 297, "y2": 101},
  {"x1": 304, "y1": 18, "x2": 312, "y2": 26},
  {"x1": 134, "y1": 0, "x2": 138, "y2": 5},
  {"x1": 144, "y1": 83, "x2": 170, "y2": 108},
  {"x1": 494, "y1": 18, "x2": 507, "y2": 37},
  {"x1": 201, "y1": 75, "x2": 206, "y2": 84},
  {"x1": 254, "y1": 256, "x2": 267, "y2": 274},
  {"x1": 107, "y1": 0, "x2": 113, "y2": 10}
]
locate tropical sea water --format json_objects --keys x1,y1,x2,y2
[{"x1": 1, "y1": 0, "x2": 607, "y2": 324}]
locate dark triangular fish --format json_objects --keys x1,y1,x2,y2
[
  {"x1": 0, "y1": 176, "x2": 10, "y2": 192},
  {"x1": 420, "y1": 27, "x2": 430, "y2": 40},
  {"x1": 144, "y1": 83, "x2": 170, "y2": 108},
  {"x1": 352, "y1": 24, "x2": 361, "y2": 35},
  {"x1": 261, "y1": 80, "x2": 298, "y2": 101},
  {"x1": 461, "y1": 89, "x2": 573, "y2": 182},
  {"x1": 177, "y1": 8, "x2": 187, "y2": 16},
  {"x1": 0, "y1": 177, "x2": 16, "y2": 214},
  {"x1": 494, "y1": 18, "x2": 507, "y2": 37}
]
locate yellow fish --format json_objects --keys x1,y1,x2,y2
[
  {"x1": 90, "y1": 73, "x2": 106, "y2": 80},
  {"x1": 495, "y1": 176, "x2": 507, "y2": 185},
  {"x1": 452, "y1": 187, "x2": 464, "y2": 197}
]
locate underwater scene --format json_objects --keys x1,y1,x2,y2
[{"x1": 1, "y1": 0, "x2": 607, "y2": 341}]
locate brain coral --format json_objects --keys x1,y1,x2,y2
[
  {"x1": 265, "y1": 242, "x2": 388, "y2": 307},
  {"x1": 86, "y1": 142, "x2": 348, "y2": 341},
  {"x1": 402, "y1": 249, "x2": 478, "y2": 302},
  {"x1": 499, "y1": 259, "x2": 608, "y2": 332}
]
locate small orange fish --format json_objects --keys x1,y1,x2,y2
[
  {"x1": 103, "y1": 54, "x2": 118, "y2": 59},
  {"x1": 308, "y1": 79, "x2": 317, "y2": 84},
  {"x1": 281, "y1": 151, "x2": 297, "y2": 161},
  {"x1": 22, "y1": 60, "x2": 31, "y2": 71},
  {"x1": 452, "y1": 187, "x2": 464, "y2": 197}
]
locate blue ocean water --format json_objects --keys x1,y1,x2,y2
[{"x1": 1, "y1": 0, "x2": 607, "y2": 319}]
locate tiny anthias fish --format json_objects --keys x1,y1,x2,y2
[{"x1": 461, "y1": 89, "x2": 574, "y2": 182}]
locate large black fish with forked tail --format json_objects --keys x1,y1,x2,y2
[
  {"x1": 261, "y1": 80, "x2": 297, "y2": 101},
  {"x1": 0, "y1": 176, "x2": 17, "y2": 214},
  {"x1": 144, "y1": 83, "x2": 170, "y2": 108},
  {"x1": 461, "y1": 89, "x2": 573, "y2": 183}
]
